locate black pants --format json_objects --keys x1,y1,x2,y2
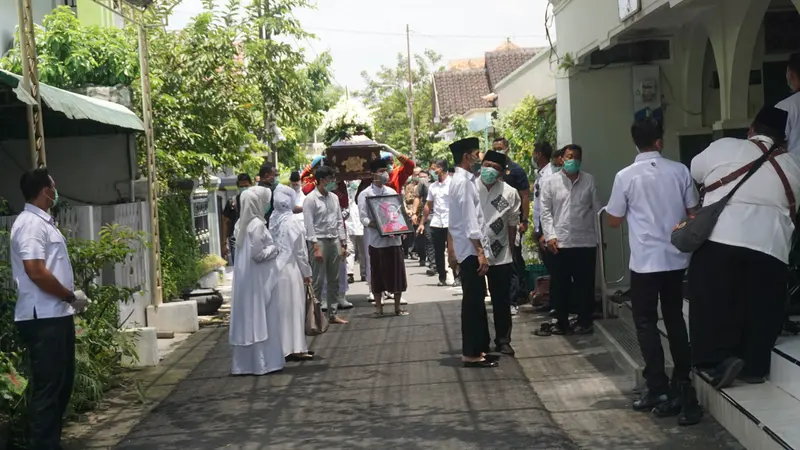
[
  {"x1": 509, "y1": 240, "x2": 528, "y2": 306},
  {"x1": 688, "y1": 241, "x2": 786, "y2": 378},
  {"x1": 416, "y1": 220, "x2": 435, "y2": 266},
  {"x1": 487, "y1": 263, "x2": 513, "y2": 345},
  {"x1": 460, "y1": 255, "x2": 490, "y2": 357},
  {"x1": 403, "y1": 231, "x2": 415, "y2": 256},
  {"x1": 431, "y1": 227, "x2": 454, "y2": 282},
  {"x1": 631, "y1": 270, "x2": 690, "y2": 393},
  {"x1": 17, "y1": 315, "x2": 76, "y2": 450},
  {"x1": 551, "y1": 247, "x2": 596, "y2": 330}
]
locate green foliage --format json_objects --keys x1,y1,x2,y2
[
  {"x1": 495, "y1": 96, "x2": 557, "y2": 179},
  {"x1": 0, "y1": 6, "x2": 138, "y2": 87},
  {"x1": 357, "y1": 49, "x2": 445, "y2": 165},
  {"x1": 198, "y1": 254, "x2": 226, "y2": 275},
  {"x1": 0, "y1": 225, "x2": 143, "y2": 446},
  {"x1": 158, "y1": 193, "x2": 202, "y2": 300}
]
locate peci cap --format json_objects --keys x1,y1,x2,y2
[
  {"x1": 449, "y1": 137, "x2": 480, "y2": 162},
  {"x1": 482, "y1": 150, "x2": 507, "y2": 168}
]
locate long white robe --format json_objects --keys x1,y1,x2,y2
[{"x1": 230, "y1": 219, "x2": 282, "y2": 375}]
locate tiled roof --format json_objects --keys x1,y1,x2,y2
[
  {"x1": 432, "y1": 68, "x2": 492, "y2": 119},
  {"x1": 485, "y1": 47, "x2": 540, "y2": 89}
]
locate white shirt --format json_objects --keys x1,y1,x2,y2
[
  {"x1": 540, "y1": 171, "x2": 601, "y2": 249},
  {"x1": 426, "y1": 176, "x2": 452, "y2": 228},
  {"x1": 11, "y1": 204, "x2": 75, "y2": 322},
  {"x1": 293, "y1": 186, "x2": 306, "y2": 229},
  {"x1": 533, "y1": 163, "x2": 555, "y2": 232},
  {"x1": 691, "y1": 135, "x2": 800, "y2": 263},
  {"x1": 606, "y1": 152, "x2": 699, "y2": 273},
  {"x1": 449, "y1": 167, "x2": 489, "y2": 263},
  {"x1": 777, "y1": 92, "x2": 800, "y2": 155},
  {"x1": 345, "y1": 182, "x2": 364, "y2": 236},
  {"x1": 358, "y1": 184, "x2": 403, "y2": 249},
  {"x1": 478, "y1": 179, "x2": 521, "y2": 266},
  {"x1": 302, "y1": 188, "x2": 346, "y2": 243}
]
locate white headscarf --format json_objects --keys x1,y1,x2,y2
[
  {"x1": 270, "y1": 185, "x2": 301, "y2": 268},
  {"x1": 236, "y1": 186, "x2": 271, "y2": 245}
]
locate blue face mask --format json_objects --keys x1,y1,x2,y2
[{"x1": 563, "y1": 159, "x2": 581, "y2": 175}]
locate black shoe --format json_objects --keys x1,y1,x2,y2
[
  {"x1": 677, "y1": 383, "x2": 703, "y2": 426},
  {"x1": 653, "y1": 384, "x2": 682, "y2": 418},
  {"x1": 496, "y1": 344, "x2": 516, "y2": 357},
  {"x1": 347, "y1": 274, "x2": 355, "y2": 284},
  {"x1": 548, "y1": 309, "x2": 557, "y2": 318},
  {"x1": 711, "y1": 357, "x2": 744, "y2": 390},
  {"x1": 463, "y1": 359, "x2": 499, "y2": 368},
  {"x1": 361, "y1": 275, "x2": 366, "y2": 282},
  {"x1": 437, "y1": 279, "x2": 447, "y2": 287},
  {"x1": 632, "y1": 390, "x2": 668, "y2": 412},
  {"x1": 426, "y1": 268, "x2": 437, "y2": 276},
  {"x1": 419, "y1": 261, "x2": 426, "y2": 267},
  {"x1": 484, "y1": 353, "x2": 501, "y2": 362}
]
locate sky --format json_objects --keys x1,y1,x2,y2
[{"x1": 167, "y1": 0, "x2": 553, "y2": 91}]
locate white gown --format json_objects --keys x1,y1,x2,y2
[
  {"x1": 229, "y1": 220, "x2": 283, "y2": 375},
  {"x1": 273, "y1": 223, "x2": 313, "y2": 356}
]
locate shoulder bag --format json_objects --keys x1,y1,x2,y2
[
  {"x1": 305, "y1": 285, "x2": 329, "y2": 336},
  {"x1": 671, "y1": 140, "x2": 790, "y2": 253}
]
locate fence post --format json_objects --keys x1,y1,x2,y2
[
  {"x1": 207, "y1": 176, "x2": 222, "y2": 257},
  {"x1": 140, "y1": 201, "x2": 153, "y2": 299}
]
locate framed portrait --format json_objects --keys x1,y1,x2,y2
[{"x1": 365, "y1": 194, "x2": 414, "y2": 237}]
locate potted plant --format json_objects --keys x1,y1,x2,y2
[{"x1": 196, "y1": 254, "x2": 227, "y2": 289}]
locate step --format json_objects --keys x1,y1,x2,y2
[{"x1": 599, "y1": 301, "x2": 800, "y2": 449}]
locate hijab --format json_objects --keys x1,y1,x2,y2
[
  {"x1": 236, "y1": 186, "x2": 271, "y2": 245},
  {"x1": 269, "y1": 184, "x2": 299, "y2": 269}
]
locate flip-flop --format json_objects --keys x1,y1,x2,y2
[
  {"x1": 394, "y1": 310, "x2": 410, "y2": 316},
  {"x1": 534, "y1": 322, "x2": 553, "y2": 337}
]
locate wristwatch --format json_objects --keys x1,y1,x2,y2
[{"x1": 64, "y1": 292, "x2": 76, "y2": 304}]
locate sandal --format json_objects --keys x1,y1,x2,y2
[
  {"x1": 394, "y1": 310, "x2": 410, "y2": 316},
  {"x1": 534, "y1": 322, "x2": 554, "y2": 337},
  {"x1": 374, "y1": 311, "x2": 386, "y2": 318}
]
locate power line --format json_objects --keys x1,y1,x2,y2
[{"x1": 304, "y1": 26, "x2": 546, "y2": 40}]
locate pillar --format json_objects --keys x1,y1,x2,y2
[{"x1": 677, "y1": 24, "x2": 714, "y2": 165}]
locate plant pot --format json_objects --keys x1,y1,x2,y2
[
  {"x1": 183, "y1": 289, "x2": 224, "y2": 316},
  {"x1": 197, "y1": 270, "x2": 221, "y2": 289}
]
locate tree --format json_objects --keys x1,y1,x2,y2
[
  {"x1": 495, "y1": 95, "x2": 557, "y2": 178},
  {"x1": 356, "y1": 49, "x2": 445, "y2": 166}
]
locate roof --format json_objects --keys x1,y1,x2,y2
[
  {"x1": 485, "y1": 47, "x2": 541, "y2": 89},
  {"x1": 0, "y1": 69, "x2": 144, "y2": 139},
  {"x1": 432, "y1": 68, "x2": 493, "y2": 119}
]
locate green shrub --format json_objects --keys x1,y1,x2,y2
[{"x1": 157, "y1": 193, "x2": 203, "y2": 300}]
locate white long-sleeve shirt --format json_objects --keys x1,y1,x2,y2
[
  {"x1": 540, "y1": 170, "x2": 601, "y2": 249},
  {"x1": 302, "y1": 188, "x2": 346, "y2": 243},
  {"x1": 449, "y1": 167, "x2": 489, "y2": 263},
  {"x1": 358, "y1": 184, "x2": 402, "y2": 249},
  {"x1": 533, "y1": 163, "x2": 555, "y2": 232},
  {"x1": 777, "y1": 92, "x2": 800, "y2": 155},
  {"x1": 478, "y1": 179, "x2": 521, "y2": 266}
]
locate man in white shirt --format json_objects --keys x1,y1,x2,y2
[
  {"x1": 532, "y1": 143, "x2": 560, "y2": 314},
  {"x1": 417, "y1": 159, "x2": 455, "y2": 286},
  {"x1": 689, "y1": 106, "x2": 800, "y2": 388},
  {"x1": 11, "y1": 168, "x2": 88, "y2": 449},
  {"x1": 539, "y1": 145, "x2": 601, "y2": 335},
  {"x1": 345, "y1": 180, "x2": 366, "y2": 283},
  {"x1": 776, "y1": 53, "x2": 800, "y2": 155},
  {"x1": 478, "y1": 151, "x2": 522, "y2": 356},
  {"x1": 446, "y1": 137, "x2": 496, "y2": 368},
  {"x1": 303, "y1": 166, "x2": 349, "y2": 325},
  {"x1": 606, "y1": 118, "x2": 702, "y2": 425},
  {"x1": 358, "y1": 159, "x2": 410, "y2": 316}
]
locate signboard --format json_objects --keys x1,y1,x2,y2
[{"x1": 619, "y1": 0, "x2": 641, "y2": 20}]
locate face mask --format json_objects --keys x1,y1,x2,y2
[
  {"x1": 429, "y1": 170, "x2": 437, "y2": 179},
  {"x1": 291, "y1": 184, "x2": 300, "y2": 192},
  {"x1": 349, "y1": 181, "x2": 359, "y2": 190},
  {"x1": 46, "y1": 188, "x2": 59, "y2": 208},
  {"x1": 553, "y1": 165, "x2": 563, "y2": 173},
  {"x1": 265, "y1": 203, "x2": 272, "y2": 215},
  {"x1": 238, "y1": 187, "x2": 248, "y2": 194},
  {"x1": 480, "y1": 167, "x2": 500, "y2": 184},
  {"x1": 324, "y1": 181, "x2": 337, "y2": 192},
  {"x1": 410, "y1": 177, "x2": 419, "y2": 183},
  {"x1": 377, "y1": 172, "x2": 390, "y2": 184},
  {"x1": 563, "y1": 159, "x2": 581, "y2": 175},
  {"x1": 387, "y1": 166, "x2": 394, "y2": 174}
]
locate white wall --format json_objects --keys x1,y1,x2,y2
[
  {"x1": 0, "y1": 134, "x2": 132, "y2": 211},
  {"x1": 0, "y1": 0, "x2": 58, "y2": 56},
  {"x1": 496, "y1": 50, "x2": 558, "y2": 110}
]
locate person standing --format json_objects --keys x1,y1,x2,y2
[
  {"x1": 446, "y1": 137, "x2": 496, "y2": 368},
  {"x1": 477, "y1": 151, "x2": 521, "y2": 356},
  {"x1": 358, "y1": 158, "x2": 410, "y2": 316},
  {"x1": 492, "y1": 138, "x2": 531, "y2": 315},
  {"x1": 229, "y1": 186, "x2": 283, "y2": 375},
  {"x1": 605, "y1": 118, "x2": 702, "y2": 425},
  {"x1": 345, "y1": 180, "x2": 367, "y2": 284},
  {"x1": 538, "y1": 145, "x2": 600, "y2": 336},
  {"x1": 411, "y1": 170, "x2": 433, "y2": 268},
  {"x1": 11, "y1": 168, "x2": 88, "y2": 450},
  {"x1": 303, "y1": 166, "x2": 349, "y2": 325},
  {"x1": 689, "y1": 106, "x2": 800, "y2": 388},
  {"x1": 403, "y1": 175, "x2": 419, "y2": 259},
  {"x1": 418, "y1": 160, "x2": 455, "y2": 287},
  {"x1": 533, "y1": 144, "x2": 560, "y2": 314},
  {"x1": 221, "y1": 173, "x2": 252, "y2": 264},
  {"x1": 270, "y1": 185, "x2": 315, "y2": 362},
  {"x1": 776, "y1": 52, "x2": 800, "y2": 155}
]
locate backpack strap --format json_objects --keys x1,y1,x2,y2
[{"x1": 752, "y1": 140, "x2": 797, "y2": 225}]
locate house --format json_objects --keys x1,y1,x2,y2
[
  {"x1": 494, "y1": 47, "x2": 558, "y2": 111},
  {"x1": 549, "y1": 0, "x2": 800, "y2": 448},
  {"x1": 432, "y1": 40, "x2": 544, "y2": 133}
]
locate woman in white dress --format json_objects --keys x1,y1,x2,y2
[
  {"x1": 270, "y1": 185, "x2": 315, "y2": 361},
  {"x1": 229, "y1": 186, "x2": 284, "y2": 375}
]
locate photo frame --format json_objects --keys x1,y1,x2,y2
[{"x1": 365, "y1": 194, "x2": 414, "y2": 237}]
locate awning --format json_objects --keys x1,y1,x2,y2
[{"x1": 0, "y1": 69, "x2": 144, "y2": 134}]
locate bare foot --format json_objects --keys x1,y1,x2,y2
[{"x1": 330, "y1": 316, "x2": 349, "y2": 324}]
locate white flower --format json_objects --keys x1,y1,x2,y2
[{"x1": 319, "y1": 97, "x2": 374, "y2": 136}]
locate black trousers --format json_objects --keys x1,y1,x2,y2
[
  {"x1": 416, "y1": 220, "x2": 435, "y2": 267},
  {"x1": 631, "y1": 270, "x2": 690, "y2": 393},
  {"x1": 17, "y1": 315, "x2": 76, "y2": 450},
  {"x1": 431, "y1": 227, "x2": 454, "y2": 282},
  {"x1": 402, "y1": 231, "x2": 415, "y2": 255},
  {"x1": 509, "y1": 241, "x2": 528, "y2": 306},
  {"x1": 688, "y1": 241, "x2": 786, "y2": 378},
  {"x1": 487, "y1": 263, "x2": 513, "y2": 345},
  {"x1": 460, "y1": 255, "x2": 490, "y2": 357},
  {"x1": 551, "y1": 247, "x2": 596, "y2": 330}
]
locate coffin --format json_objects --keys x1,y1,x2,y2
[{"x1": 325, "y1": 134, "x2": 382, "y2": 179}]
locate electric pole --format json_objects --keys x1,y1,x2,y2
[
  {"x1": 405, "y1": 24, "x2": 416, "y2": 159},
  {"x1": 258, "y1": 0, "x2": 278, "y2": 166},
  {"x1": 16, "y1": 0, "x2": 46, "y2": 168}
]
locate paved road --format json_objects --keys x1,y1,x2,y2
[{"x1": 116, "y1": 261, "x2": 741, "y2": 450}]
